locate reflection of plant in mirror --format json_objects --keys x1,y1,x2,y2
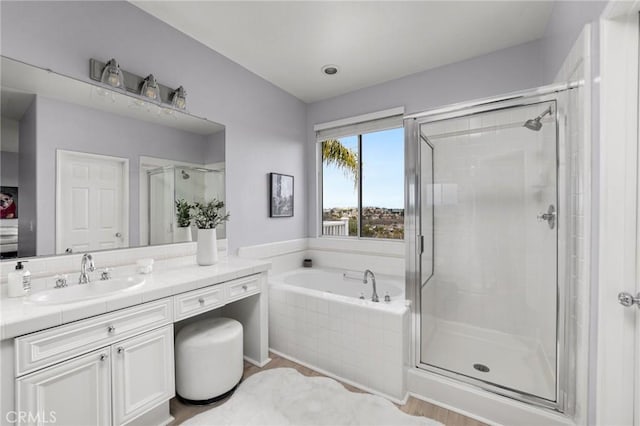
[
  {"x1": 175, "y1": 199, "x2": 192, "y2": 228},
  {"x1": 191, "y1": 199, "x2": 230, "y2": 230}
]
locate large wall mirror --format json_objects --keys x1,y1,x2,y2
[{"x1": 0, "y1": 56, "x2": 226, "y2": 259}]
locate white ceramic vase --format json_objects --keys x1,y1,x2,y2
[
  {"x1": 174, "y1": 226, "x2": 192, "y2": 243},
  {"x1": 196, "y1": 227, "x2": 218, "y2": 266}
]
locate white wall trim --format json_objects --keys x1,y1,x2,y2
[
  {"x1": 236, "y1": 238, "x2": 308, "y2": 259},
  {"x1": 595, "y1": 3, "x2": 640, "y2": 425},
  {"x1": 313, "y1": 106, "x2": 405, "y2": 131}
]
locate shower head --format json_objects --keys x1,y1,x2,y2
[
  {"x1": 181, "y1": 170, "x2": 190, "y2": 180},
  {"x1": 523, "y1": 106, "x2": 553, "y2": 131},
  {"x1": 523, "y1": 118, "x2": 543, "y2": 131}
]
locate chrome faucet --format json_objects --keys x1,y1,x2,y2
[
  {"x1": 79, "y1": 253, "x2": 95, "y2": 284},
  {"x1": 363, "y1": 269, "x2": 380, "y2": 302}
]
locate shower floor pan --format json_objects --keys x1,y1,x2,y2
[{"x1": 421, "y1": 320, "x2": 555, "y2": 401}]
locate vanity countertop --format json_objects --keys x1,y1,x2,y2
[{"x1": 0, "y1": 256, "x2": 271, "y2": 340}]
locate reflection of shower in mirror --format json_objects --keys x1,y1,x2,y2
[{"x1": 147, "y1": 165, "x2": 226, "y2": 246}]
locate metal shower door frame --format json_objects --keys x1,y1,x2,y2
[{"x1": 404, "y1": 88, "x2": 569, "y2": 413}]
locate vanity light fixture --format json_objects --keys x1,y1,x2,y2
[
  {"x1": 100, "y1": 58, "x2": 125, "y2": 89},
  {"x1": 140, "y1": 74, "x2": 161, "y2": 102},
  {"x1": 170, "y1": 86, "x2": 187, "y2": 110},
  {"x1": 90, "y1": 58, "x2": 186, "y2": 108}
]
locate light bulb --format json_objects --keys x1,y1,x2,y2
[
  {"x1": 100, "y1": 59, "x2": 125, "y2": 89},
  {"x1": 171, "y1": 86, "x2": 187, "y2": 110},
  {"x1": 140, "y1": 74, "x2": 160, "y2": 102}
]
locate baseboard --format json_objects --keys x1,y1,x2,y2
[
  {"x1": 269, "y1": 348, "x2": 409, "y2": 405},
  {"x1": 407, "y1": 368, "x2": 574, "y2": 426},
  {"x1": 408, "y1": 390, "x2": 497, "y2": 426},
  {"x1": 244, "y1": 355, "x2": 271, "y2": 368}
]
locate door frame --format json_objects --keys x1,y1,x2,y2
[
  {"x1": 55, "y1": 150, "x2": 129, "y2": 254},
  {"x1": 404, "y1": 91, "x2": 566, "y2": 411},
  {"x1": 595, "y1": 2, "x2": 640, "y2": 425}
]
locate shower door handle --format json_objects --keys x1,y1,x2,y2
[
  {"x1": 618, "y1": 292, "x2": 640, "y2": 309},
  {"x1": 537, "y1": 205, "x2": 556, "y2": 229}
]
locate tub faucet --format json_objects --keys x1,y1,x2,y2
[
  {"x1": 363, "y1": 269, "x2": 380, "y2": 302},
  {"x1": 79, "y1": 253, "x2": 95, "y2": 284}
]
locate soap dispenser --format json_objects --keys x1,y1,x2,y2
[{"x1": 8, "y1": 261, "x2": 31, "y2": 297}]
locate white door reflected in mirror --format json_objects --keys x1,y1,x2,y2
[{"x1": 56, "y1": 150, "x2": 129, "y2": 254}]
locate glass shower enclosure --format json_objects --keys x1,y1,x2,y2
[
  {"x1": 405, "y1": 95, "x2": 565, "y2": 410},
  {"x1": 147, "y1": 165, "x2": 225, "y2": 245}
]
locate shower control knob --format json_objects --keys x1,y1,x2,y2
[
  {"x1": 618, "y1": 292, "x2": 640, "y2": 308},
  {"x1": 537, "y1": 205, "x2": 556, "y2": 229}
]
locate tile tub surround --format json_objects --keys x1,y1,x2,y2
[
  {"x1": 0, "y1": 255, "x2": 269, "y2": 340},
  {"x1": 268, "y1": 269, "x2": 409, "y2": 402},
  {"x1": 237, "y1": 237, "x2": 404, "y2": 276}
]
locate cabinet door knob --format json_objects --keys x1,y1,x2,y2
[
  {"x1": 242, "y1": 285, "x2": 248, "y2": 291},
  {"x1": 198, "y1": 297, "x2": 205, "y2": 305},
  {"x1": 117, "y1": 346, "x2": 124, "y2": 354},
  {"x1": 99, "y1": 354, "x2": 108, "y2": 362},
  {"x1": 107, "y1": 325, "x2": 116, "y2": 333}
]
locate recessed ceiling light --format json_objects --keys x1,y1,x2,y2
[{"x1": 321, "y1": 65, "x2": 339, "y2": 76}]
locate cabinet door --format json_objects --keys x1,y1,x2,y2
[
  {"x1": 111, "y1": 325, "x2": 175, "y2": 425},
  {"x1": 16, "y1": 348, "x2": 111, "y2": 426}
]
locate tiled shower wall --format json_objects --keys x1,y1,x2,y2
[
  {"x1": 554, "y1": 26, "x2": 591, "y2": 423},
  {"x1": 421, "y1": 104, "x2": 558, "y2": 354}
]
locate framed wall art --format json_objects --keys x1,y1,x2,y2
[{"x1": 269, "y1": 173, "x2": 293, "y2": 218}]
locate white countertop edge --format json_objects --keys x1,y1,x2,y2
[{"x1": 0, "y1": 256, "x2": 271, "y2": 340}]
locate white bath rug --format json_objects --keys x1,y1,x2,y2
[{"x1": 182, "y1": 368, "x2": 441, "y2": 426}]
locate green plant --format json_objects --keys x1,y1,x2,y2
[
  {"x1": 191, "y1": 199, "x2": 230, "y2": 229},
  {"x1": 175, "y1": 199, "x2": 192, "y2": 227},
  {"x1": 321, "y1": 139, "x2": 358, "y2": 186}
]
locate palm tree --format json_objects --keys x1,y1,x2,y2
[{"x1": 321, "y1": 139, "x2": 358, "y2": 185}]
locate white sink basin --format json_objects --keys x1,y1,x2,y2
[{"x1": 28, "y1": 277, "x2": 146, "y2": 305}]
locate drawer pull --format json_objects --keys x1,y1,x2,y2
[
  {"x1": 107, "y1": 325, "x2": 116, "y2": 334},
  {"x1": 117, "y1": 346, "x2": 124, "y2": 354},
  {"x1": 99, "y1": 353, "x2": 108, "y2": 362},
  {"x1": 198, "y1": 297, "x2": 205, "y2": 305},
  {"x1": 242, "y1": 285, "x2": 248, "y2": 291}
]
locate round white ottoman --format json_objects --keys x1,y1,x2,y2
[{"x1": 175, "y1": 317, "x2": 243, "y2": 404}]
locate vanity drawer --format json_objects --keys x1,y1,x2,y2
[
  {"x1": 174, "y1": 285, "x2": 225, "y2": 321},
  {"x1": 15, "y1": 299, "x2": 173, "y2": 376},
  {"x1": 226, "y1": 274, "x2": 261, "y2": 302}
]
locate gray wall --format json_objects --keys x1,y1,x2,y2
[
  {"x1": 17, "y1": 99, "x2": 37, "y2": 257},
  {"x1": 540, "y1": 1, "x2": 608, "y2": 82},
  {"x1": 1, "y1": 118, "x2": 19, "y2": 187},
  {"x1": 1, "y1": 0, "x2": 307, "y2": 253},
  {"x1": 35, "y1": 95, "x2": 213, "y2": 254},
  {"x1": 206, "y1": 130, "x2": 226, "y2": 165},
  {"x1": 0, "y1": 152, "x2": 19, "y2": 188}
]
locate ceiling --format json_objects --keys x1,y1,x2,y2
[{"x1": 132, "y1": 1, "x2": 555, "y2": 104}]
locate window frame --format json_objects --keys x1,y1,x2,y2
[{"x1": 318, "y1": 126, "x2": 404, "y2": 241}]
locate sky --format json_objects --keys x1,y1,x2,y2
[{"x1": 322, "y1": 127, "x2": 404, "y2": 209}]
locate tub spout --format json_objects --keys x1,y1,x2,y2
[{"x1": 363, "y1": 269, "x2": 380, "y2": 302}]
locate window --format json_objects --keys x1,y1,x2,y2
[{"x1": 320, "y1": 124, "x2": 404, "y2": 240}]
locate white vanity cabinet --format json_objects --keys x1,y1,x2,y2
[
  {"x1": 14, "y1": 300, "x2": 174, "y2": 426},
  {"x1": 111, "y1": 326, "x2": 174, "y2": 425},
  {"x1": 6, "y1": 269, "x2": 270, "y2": 426},
  {"x1": 16, "y1": 348, "x2": 112, "y2": 426}
]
